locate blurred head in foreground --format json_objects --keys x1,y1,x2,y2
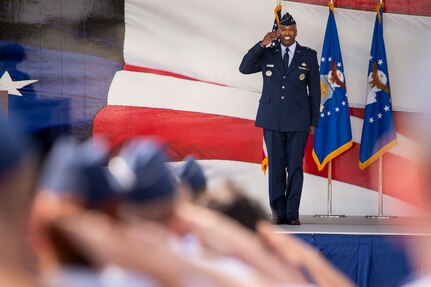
[
  {"x1": 176, "y1": 155, "x2": 207, "y2": 201},
  {"x1": 108, "y1": 138, "x2": 177, "y2": 224},
  {"x1": 199, "y1": 180, "x2": 269, "y2": 231}
]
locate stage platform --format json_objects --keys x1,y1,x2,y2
[
  {"x1": 277, "y1": 215, "x2": 431, "y2": 235},
  {"x1": 276, "y1": 216, "x2": 429, "y2": 287}
]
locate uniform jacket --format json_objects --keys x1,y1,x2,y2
[{"x1": 239, "y1": 42, "x2": 320, "y2": 132}]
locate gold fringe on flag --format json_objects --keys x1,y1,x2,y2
[
  {"x1": 329, "y1": 2, "x2": 335, "y2": 14},
  {"x1": 274, "y1": 3, "x2": 282, "y2": 26},
  {"x1": 262, "y1": 156, "x2": 268, "y2": 175}
]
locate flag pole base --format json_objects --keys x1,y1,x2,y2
[
  {"x1": 365, "y1": 215, "x2": 397, "y2": 219},
  {"x1": 313, "y1": 214, "x2": 346, "y2": 218}
]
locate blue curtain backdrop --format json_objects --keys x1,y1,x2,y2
[{"x1": 296, "y1": 234, "x2": 414, "y2": 287}]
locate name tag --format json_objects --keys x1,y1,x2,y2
[
  {"x1": 298, "y1": 67, "x2": 310, "y2": 71},
  {"x1": 266, "y1": 64, "x2": 275, "y2": 67}
]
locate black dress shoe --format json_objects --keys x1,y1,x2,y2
[
  {"x1": 274, "y1": 218, "x2": 288, "y2": 225},
  {"x1": 286, "y1": 219, "x2": 301, "y2": 225}
]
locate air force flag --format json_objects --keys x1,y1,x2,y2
[
  {"x1": 359, "y1": 3, "x2": 397, "y2": 169},
  {"x1": 312, "y1": 5, "x2": 352, "y2": 171}
]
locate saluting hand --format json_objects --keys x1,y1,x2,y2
[{"x1": 261, "y1": 30, "x2": 281, "y2": 47}]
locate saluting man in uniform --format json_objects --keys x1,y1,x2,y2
[{"x1": 239, "y1": 12, "x2": 320, "y2": 225}]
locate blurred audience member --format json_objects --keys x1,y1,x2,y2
[
  {"x1": 108, "y1": 138, "x2": 178, "y2": 224},
  {"x1": 176, "y1": 155, "x2": 207, "y2": 201},
  {"x1": 52, "y1": 210, "x2": 275, "y2": 287},
  {"x1": 30, "y1": 135, "x2": 356, "y2": 287},
  {"x1": 199, "y1": 180, "x2": 269, "y2": 231},
  {"x1": 173, "y1": 201, "x2": 308, "y2": 285},
  {"x1": 107, "y1": 139, "x2": 282, "y2": 285},
  {"x1": 32, "y1": 137, "x2": 163, "y2": 286},
  {"x1": 400, "y1": 142, "x2": 431, "y2": 287},
  {"x1": 0, "y1": 112, "x2": 42, "y2": 286}
]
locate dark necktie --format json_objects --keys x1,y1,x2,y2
[{"x1": 283, "y1": 48, "x2": 290, "y2": 70}]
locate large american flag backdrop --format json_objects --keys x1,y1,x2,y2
[{"x1": 1, "y1": 0, "x2": 430, "y2": 215}]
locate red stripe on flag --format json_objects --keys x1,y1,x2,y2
[
  {"x1": 291, "y1": 0, "x2": 431, "y2": 16},
  {"x1": 123, "y1": 64, "x2": 227, "y2": 87},
  {"x1": 93, "y1": 105, "x2": 261, "y2": 163},
  {"x1": 93, "y1": 106, "x2": 426, "y2": 207}
]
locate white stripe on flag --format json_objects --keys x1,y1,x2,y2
[{"x1": 107, "y1": 71, "x2": 260, "y2": 120}]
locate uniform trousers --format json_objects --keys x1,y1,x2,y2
[{"x1": 264, "y1": 129, "x2": 309, "y2": 220}]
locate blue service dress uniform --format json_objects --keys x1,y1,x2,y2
[{"x1": 239, "y1": 42, "x2": 320, "y2": 221}]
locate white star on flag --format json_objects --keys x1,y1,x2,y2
[
  {"x1": 335, "y1": 107, "x2": 340, "y2": 112},
  {"x1": 369, "y1": 55, "x2": 373, "y2": 61},
  {"x1": 384, "y1": 105, "x2": 390, "y2": 112},
  {"x1": 321, "y1": 57, "x2": 325, "y2": 62},
  {"x1": 341, "y1": 101, "x2": 346, "y2": 106},
  {"x1": 327, "y1": 111, "x2": 331, "y2": 116},
  {"x1": 328, "y1": 57, "x2": 332, "y2": 62},
  {"x1": 378, "y1": 113, "x2": 383, "y2": 119},
  {"x1": 337, "y1": 62, "x2": 342, "y2": 67},
  {"x1": 320, "y1": 113, "x2": 325, "y2": 118},
  {"x1": 369, "y1": 117, "x2": 374, "y2": 123},
  {"x1": 0, "y1": 71, "x2": 38, "y2": 96},
  {"x1": 377, "y1": 59, "x2": 383, "y2": 66}
]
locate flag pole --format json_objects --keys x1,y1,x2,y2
[
  {"x1": 366, "y1": 155, "x2": 396, "y2": 219},
  {"x1": 378, "y1": 156, "x2": 383, "y2": 216},
  {"x1": 327, "y1": 160, "x2": 345, "y2": 217},
  {"x1": 315, "y1": 159, "x2": 346, "y2": 218},
  {"x1": 328, "y1": 160, "x2": 333, "y2": 215}
]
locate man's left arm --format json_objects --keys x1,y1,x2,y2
[{"x1": 308, "y1": 50, "x2": 321, "y2": 128}]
